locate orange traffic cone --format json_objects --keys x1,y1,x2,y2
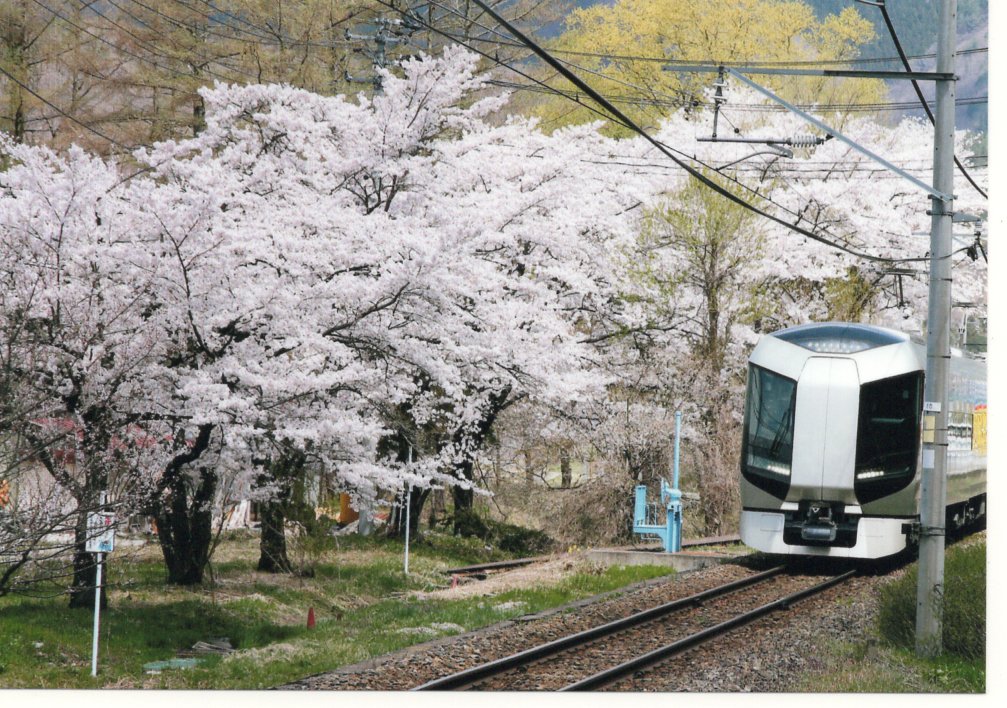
[{"x1": 307, "y1": 607, "x2": 316, "y2": 629}]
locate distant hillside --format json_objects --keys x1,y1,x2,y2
[
  {"x1": 803, "y1": 0, "x2": 986, "y2": 53},
  {"x1": 786, "y1": 0, "x2": 987, "y2": 132}
]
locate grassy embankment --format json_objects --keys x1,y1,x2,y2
[
  {"x1": 797, "y1": 535, "x2": 986, "y2": 693},
  {"x1": 0, "y1": 531, "x2": 674, "y2": 689}
]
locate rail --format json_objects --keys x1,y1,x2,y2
[{"x1": 413, "y1": 565, "x2": 785, "y2": 691}]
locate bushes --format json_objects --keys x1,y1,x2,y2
[
  {"x1": 878, "y1": 541, "x2": 985, "y2": 659},
  {"x1": 450, "y1": 508, "x2": 555, "y2": 556}
]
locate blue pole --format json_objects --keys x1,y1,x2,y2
[
  {"x1": 633, "y1": 485, "x2": 647, "y2": 529},
  {"x1": 673, "y1": 411, "x2": 682, "y2": 490},
  {"x1": 666, "y1": 411, "x2": 683, "y2": 552}
]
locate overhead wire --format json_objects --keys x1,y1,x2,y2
[
  {"x1": 171, "y1": 0, "x2": 370, "y2": 50},
  {"x1": 0, "y1": 64, "x2": 129, "y2": 150},
  {"x1": 489, "y1": 78, "x2": 988, "y2": 116},
  {"x1": 396, "y1": 4, "x2": 986, "y2": 127},
  {"x1": 403, "y1": 5, "x2": 987, "y2": 68},
  {"x1": 380, "y1": 0, "x2": 938, "y2": 265},
  {"x1": 435, "y1": 2, "x2": 982, "y2": 257},
  {"x1": 421, "y1": 9, "x2": 987, "y2": 118},
  {"x1": 128, "y1": 0, "x2": 290, "y2": 48},
  {"x1": 868, "y1": 0, "x2": 987, "y2": 198},
  {"x1": 101, "y1": 0, "x2": 263, "y2": 81},
  {"x1": 33, "y1": 0, "x2": 244, "y2": 86}
]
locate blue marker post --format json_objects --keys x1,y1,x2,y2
[
  {"x1": 632, "y1": 411, "x2": 684, "y2": 553},
  {"x1": 665, "y1": 411, "x2": 683, "y2": 552}
]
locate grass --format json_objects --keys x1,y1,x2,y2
[
  {"x1": 0, "y1": 530, "x2": 675, "y2": 688},
  {"x1": 794, "y1": 536, "x2": 986, "y2": 693}
]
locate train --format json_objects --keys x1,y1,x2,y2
[{"x1": 739, "y1": 322, "x2": 986, "y2": 559}]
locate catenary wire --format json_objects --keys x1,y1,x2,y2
[
  {"x1": 0, "y1": 64, "x2": 129, "y2": 150},
  {"x1": 871, "y1": 1, "x2": 987, "y2": 198},
  {"x1": 381, "y1": 0, "x2": 939, "y2": 265}
]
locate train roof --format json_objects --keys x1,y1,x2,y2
[{"x1": 769, "y1": 322, "x2": 915, "y2": 355}]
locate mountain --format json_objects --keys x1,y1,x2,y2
[{"x1": 803, "y1": 0, "x2": 987, "y2": 132}]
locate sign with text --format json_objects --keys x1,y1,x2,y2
[{"x1": 85, "y1": 512, "x2": 116, "y2": 554}]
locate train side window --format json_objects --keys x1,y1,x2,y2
[
  {"x1": 854, "y1": 371, "x2": 923, "y2": 504},
  {"x1": 742, "y1": 364, "x2": 797, "y2": 500}
]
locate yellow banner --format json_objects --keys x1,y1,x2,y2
[{"x1": 972, "y1": 409, "x2": 988, "y2": 453}]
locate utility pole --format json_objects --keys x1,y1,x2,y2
[
  {"x1": 345, "y1": 18, "x2": 415, "y2": 92},
  {"x1": 916, "y1": 0, "x2": 956, "y2": 657}
]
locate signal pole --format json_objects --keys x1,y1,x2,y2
[{"x1": 916, "y1": 0, "x2": 956, "y2": 657}]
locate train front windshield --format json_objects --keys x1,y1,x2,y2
[
  {"x1": 854, "y1": 372, "x2": 923, "y2": 503},
  {"x1": 742, "y1": 365, "x2": 796, "y2": 498}
]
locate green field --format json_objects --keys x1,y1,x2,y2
[{"x1": 0, "y1": 531, "x2": 674, "y2": 689}]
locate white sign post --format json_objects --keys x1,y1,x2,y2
[
  {"x1": 404, "y1": 445, "x2": 412, "y2": 576},
  {"x1": 86, "y1": 501, "x2": 115, "y2": 678}
]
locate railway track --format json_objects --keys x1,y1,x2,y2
[{"x1": 415, "y1": 566, "x2": 856, "y2": 691}]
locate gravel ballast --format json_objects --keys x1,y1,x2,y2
[{"x1": 281, "y1": 556, "x2": 889, "y2": 692}]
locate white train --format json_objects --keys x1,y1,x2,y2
[{"x1": 739, "y1": 322, "x2": 986, "y2": 559}]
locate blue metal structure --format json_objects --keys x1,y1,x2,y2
[{"x1": 633, "y1": 411, "x2": 683, "y2": 552}]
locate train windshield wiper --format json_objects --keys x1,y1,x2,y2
[{"x1": 768, "y1": 389, "x2": 796, "y2": 457}]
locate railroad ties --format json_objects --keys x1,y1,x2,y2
[{"x1": 414, "y1": 566, "x2": 856, "y2": 691}]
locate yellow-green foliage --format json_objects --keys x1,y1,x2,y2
[
  {"x1": 641, "y1": 174, "x2": 768, "y2": 369},
  {"x1": 522, "y1": 0, "x2": 885, "y2": 133},
  {"x1": 824, "y1": 266, "x2": 878, "y2": 321}
]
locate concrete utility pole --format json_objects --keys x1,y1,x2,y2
[{"x1": 916, "y1": 0, "x2": 957, "y2": 657}]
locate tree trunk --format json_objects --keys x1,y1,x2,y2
[
  {"x1": 451, "y1": 484, "x2": 474, "y2": 525},
  {"x1": 68, "y1": 423, "x2": 111, "y2": 608},
  {"x1": 68, "y1": 518, "x2": 107, "y2": 609},
  {"x1": 155, "y1": 467, "x2": 215, "y2": 585},
  {"x1": 388, "y1": 487, "x2": 429, "y2": 539},
  {"x1": 255, "y1": 451, "x2": 305, "y2": 573},
  {"x1": 257, "y1": 501, "x2": 293, "y2": 573},
  {"x1": 560, "y1": 447, "x2": 572, "y2": 489},
  {"x1": 449, "y1": 386, "x2": 511, "y2": 534},
  {"x1": 429, "y1": 489, "x2": 446, "y2": 527}
]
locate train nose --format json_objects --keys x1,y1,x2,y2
[{"x1": 790, "y1": 357, "x2": 860, "y2": 503}]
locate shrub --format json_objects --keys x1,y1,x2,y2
[
  {"x1": 450, "y1": 508, "x2": 554, "y2": 556},
  {"x1": 878, "y1": 541, "x2": 985, "y2": 659}
]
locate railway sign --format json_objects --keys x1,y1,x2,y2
[{"x1": 85, "y1": 512, "x2": 116, "y2": 554}]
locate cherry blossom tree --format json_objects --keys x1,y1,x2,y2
[
  {"x1": 0, "y1": 46, "x2": 986, "y2": 572},
  {"x1": 0, "y1": 136, "x2": 183, "y2": 601}
]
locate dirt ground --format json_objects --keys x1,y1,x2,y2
[{"x1": 409, "y1": 553, "x2": 609, "y2": 600}]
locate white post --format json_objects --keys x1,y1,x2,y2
[
  {"x1": 404, "y1": 445, "x2": 412, "y2": 575},
  {"x1": 91, "y1": 552, "x2": 103, "y2": 677},
  {"x1": 90, "y1": 489, "x2": 107, "y2": 678}
]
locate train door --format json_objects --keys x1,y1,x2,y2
[{"x1": 791, "y1": 357, "x2": 860, "y2": 503}]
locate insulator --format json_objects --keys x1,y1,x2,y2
[{"x1": 790, "y1": 134, "x2": 820, "y2": 148}]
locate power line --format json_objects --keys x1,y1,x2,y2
[
  {"x1": 128, "y1": 0, "x2": 284, "y2": 48},
  {"x1": 74, "y1": 0, "x2": 254, "y2": 84},
  {"x1": 0, "y1": 64, "x2": 128, "y2": 150},
  {"x1": 100, "y1": 0, "x2": 262, "y2": 81},
  {"x1": 414, "y1": 12, "x2": 987, "y2": 69},
  {"x1": 869, "y1": 1, "x2": 986, "y2": 198},
  {"x1": 381, "y1": 0, "x2": 934, "y2": 265},
  {"x1": 33, "y1": 0, "x2": 239, "y2": 86},
  {"x1": 548, "y1": 46, "x2": 988, "y2": 68},
  {"x1": 491, "y1": 78, "x2": 988, "y2": 114}
]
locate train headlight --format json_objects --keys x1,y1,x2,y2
[
  {"x1": 856, "y1": 468, "x2": 886, "y2": 480},
  {"x1": 800, "y1": 338, "x2": 873, "y2": 354},
  {"x1": 747, "y1": 453, "x2": 791, "y2": 477}
]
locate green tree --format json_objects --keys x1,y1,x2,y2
[{"x1": 523, "y1": 0, "x2": 885, "y2": 133}]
